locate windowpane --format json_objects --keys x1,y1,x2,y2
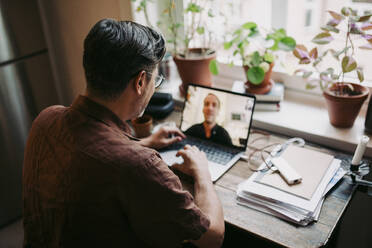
[
  {"x1": 305, "y1": 9, "x2": 312, "y2": 27},
  {"x1": 182, "y1": 0, "x2": 372, "y2": 82},
  {"x1": 132, "y1": 0, "x2": 372, "y2": 82}
]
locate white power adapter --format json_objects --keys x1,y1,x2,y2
[{"x1": 270, "y1": 157, "x2": 302, "y2": 185}]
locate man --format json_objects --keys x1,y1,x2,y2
[
  {"x1": 23, "y1": 19, "x2": 224, "y2": 248},
  {"x1": 185, "y1": 93, "x2": 232, "y2": 146}
]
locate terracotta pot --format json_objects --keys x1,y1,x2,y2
[
  {"x1": 131, "y1": 114, "x2": 153, "y2": 138},
  {"x1": 244, "y1": 63, "x2": 274, "y2": 94},
  {"x1": 173, "y1": 48, "x2": 216, "y2": 96},
  {"x1": 323, "y1": 83, "x2": 369, "y2": 128}
]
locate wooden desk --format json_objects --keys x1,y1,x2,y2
[{"x1": 158, "y1": 110, "x2": 358, "y2": 248}]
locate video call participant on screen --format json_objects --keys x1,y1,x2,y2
[{"x1": 185, "y1": 93, "x2": 232, "y2": 146}]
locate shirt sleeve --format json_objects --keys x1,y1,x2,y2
[{"x1": 117, "y1": 151, "x2": 210, "y2": 248}]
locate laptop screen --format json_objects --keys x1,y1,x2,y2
[{"x1": 180, "y1": 84, "x2": 255, "y2": 150}]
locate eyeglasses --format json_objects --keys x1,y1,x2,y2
[
  {"x1": 131, "y1": 71, "x2": 165, "y2": 89},
  {"x1": 154, "y1": 74, "x2": 165, "y2": 88}
]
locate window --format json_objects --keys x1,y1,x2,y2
[
  {"x1": 305, "y1": 9, "x2": 313, "y2": 27},
  {"x1": 132, "y1": 0, "x2": 372, "y2": 83}
]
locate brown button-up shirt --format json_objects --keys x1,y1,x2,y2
[{"x1": 23, "y1": 95, "x2": 210, "y2": 248}]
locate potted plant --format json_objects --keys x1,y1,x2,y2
[
  {"x1": 224, "y1": 22, "x2": 296, "y2": 94},
  {"x1": 132, "y1": 0, "x2": 219, "y2": 96},
  {"x1": 293, "y1": 7, "x2": 371, "y2": 128}
]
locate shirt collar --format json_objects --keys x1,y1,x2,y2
[{"x1": 71, "y1": 95, "x2": 139, "y2": 140}]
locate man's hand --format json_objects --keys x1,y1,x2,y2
[
  {"x1": 173, "y1": 145, "x2": 211, "y2": 181},
  {"x1": 174, "y1": 145, "x2": 223, "y2": 248},
  {"x1": 139, "y1": 126, "x2": 185, "y2": 150}
]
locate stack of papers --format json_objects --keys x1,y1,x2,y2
[{"x1": 237, "y1": 145, "x2": 346, "y2": 226}]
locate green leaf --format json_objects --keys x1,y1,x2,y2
[
  {"x1": 208, "y1": 9, "x2": 214, "y2": 17},
  {"x1": 263, "y1": 52, "x2": 274, "y2": 63},
  {"x1": 232, "y1": 36, "x2": 241, "y2": 44},
  {"x1": 325, "y1": 68, "x2": 334, "y2": 75},
  {"x1": 306, "y1": 83, "x2": 317, "y2": 90},
  {"x1": 328, "y1": 11, "x2": 344, "y2": 21},
  {"x1": 251, "y1": 51, "x2": 261, "y2": 66},
  {"x1": 233, "y1": 29, "x2": 242, "y2": 36},
  {"x1": 309, "y1": 47, "x2": 318, "y2": 59},
  {"x1": 331, "y1": 47, "x2": 349, "y2": 60},
  {"x1": 247, "y1": 66, "x2": 265, "y2": 85},
  {"x1": 186, "y1": 3, "x2": 201, "y2": 13},
  {"x1": 342, "y1": 56, "x2": 357, "y2": 73},
  {"x1": 312, "y1": 32, "x2": 334, "y2": 44},
  {"x1": 341, "y1": 7, "x2": 351, "y2": 16},
  {"x1": 228, "y1": 61, "x2": 234, "y2": 67},
  {"x1": 209, "y1": 59, "x2": 219, "y2": 75},
  {"x1": 224, "y1": 41, "x2": 233, "y2": 50},
  {"x1": 248, "y1": 29, "x2": 259, "y2": 37},
  {"x1": 270, "y1": 28, "x2": 286, "y2": 40},
  {"x1": 270, "y1": 41, "x2": 279, "y2": 51},
  {"x1": 293, "y1": 44, "x2": 309, "y2": 59},
  {"x1": 321, "y1": 25, "x2": 340, "y2": 33},
  {"x1": 357, "y1": 67, "x2": 364, "y2": 82},
  {"x1": 350, "y1": 26, "x2": 364, "y2": 34},
  {"x1": 300, "y1": 58, "x2": 311, "y2": 64},
  {"x1": 313, "y1": 58, "x2": 321, "y2": 66},
  {"x1": 358, "y1": 15, "x2": 372, "y2": 22},
  {"x1": 278, "y1": 37, "x2": 296, "y2": 51},
  {"x1": 242, "y1": 22, "x2": 257, "y2": 30},
  {"x1": 196, "y1": 27, "x2": 205, "y2": 35}
]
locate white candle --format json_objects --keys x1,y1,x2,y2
[{"x1": 351, "y1": 136, "x2": 370, "y2": 165}]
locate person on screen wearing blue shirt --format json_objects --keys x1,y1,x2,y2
[{"x1": 185, "y1": 93, "x2": 232, "y2": 146}]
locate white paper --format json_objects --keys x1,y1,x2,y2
[
  {"x1": 238, "y1": 159, "x2": 341, "y2": 213},
  {"x1": 236, "y1": 163, "x2": 345, "y2": 225}
]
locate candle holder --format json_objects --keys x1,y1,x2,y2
[{"x1": 348, "y1": 161, "x2": 372, "y2": 196}]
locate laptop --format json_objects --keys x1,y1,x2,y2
[{"x1": 159, "y1": 84, "x2": 256, "y2": 182}]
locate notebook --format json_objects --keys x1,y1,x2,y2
[
  {"x1": 159, "y1": 84, "x2": 256, "y2": 182},
  {"x1": 255, "y1": 145, "x2": 334, "y2": 200}
]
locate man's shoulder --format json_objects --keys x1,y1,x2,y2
[
  {"x1": 30, "y1": 105, "x2": 163, "y2": 171},
  {"x1": 187, "y1": 123, "x2": 203, "y2": 131},
  {"x1": 33, "y1": 105, "x2": 67, "y2": 126},
  {"x1": 216, "y1": 124, "x2": 228, "y2": 133}
]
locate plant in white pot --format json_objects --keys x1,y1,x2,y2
[
  {"x1": 133, "y1": 0, "x2": 219, "y2": 96},
  {"x1": 224, "y1": 22, "x2": 296, "y2": 94},
  {"x1": 293, "y1": 7, "x2": 371, "y2": 128}
]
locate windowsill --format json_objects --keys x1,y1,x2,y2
[{"x1": 157, "y1": 62, "x2": 372, "y2": 159}]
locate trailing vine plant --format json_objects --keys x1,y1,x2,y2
[{"x1": 293, "y1": 7, "x2": 372, "y2": 95}]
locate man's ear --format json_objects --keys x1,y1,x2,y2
[{"x1": 133, "y1": 71, "x2": 146, "y2": 95}]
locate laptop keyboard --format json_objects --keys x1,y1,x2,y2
[{"x1": 165, "y1": 136, "x2": 238, "y2": 165}]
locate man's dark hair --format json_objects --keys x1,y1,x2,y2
[{"x1": 83, "y1": 19, "x2": 166, "y2": 100}]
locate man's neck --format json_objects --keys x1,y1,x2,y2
[
  {"x1": 203, "y1": 121, "x2": 216, "y2": 138},
  {"x1": 84, "y1": 92, "x2": 132, "y2": 121}
]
